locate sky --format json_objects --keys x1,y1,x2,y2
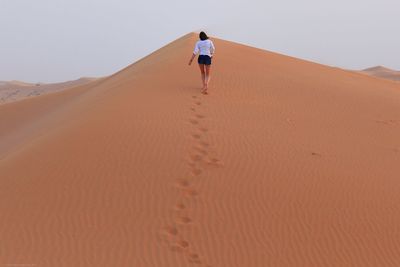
[{"x1": 1, "y1": 0, "x2": 399, "y2": 83}]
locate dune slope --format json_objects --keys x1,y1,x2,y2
[{"x1": 1, "y1": 33, "x2": 400, "y2": 267}]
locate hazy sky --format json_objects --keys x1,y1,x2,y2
[{"x1": 1, "y1": 0, "x2": 399, "y2": 83}]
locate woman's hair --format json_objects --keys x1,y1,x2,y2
[{"x1": 199, "y1": 31, "x2": 208, "y2": 41}]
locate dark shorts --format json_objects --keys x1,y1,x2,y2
[{"x1": 198, "y1": 55, "x2": 212, "y2": 65}]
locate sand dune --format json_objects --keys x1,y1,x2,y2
[
  {"x1": 0, "y1": 77, "x2": 99, "y2": 105},
  {"x1": 0, "y1": 80, "x2": 36, "y2": 87},
  {"x1": 1, "y1": 33, "x2": 400, "y2": 267},
  {"x1": 360, "y1": 66, "x2": 400, "y2": 82}
]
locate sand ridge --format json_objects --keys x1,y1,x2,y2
[{"x1": 1, "y1": 33, "x2": 400, "y2": 266}]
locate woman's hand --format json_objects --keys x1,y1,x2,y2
[{"x1": 188, "y1": 53, "x2": 196, "y2": 66}]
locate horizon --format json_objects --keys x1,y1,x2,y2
[{"x1": 1, "y1": 0, "x2": 399, "y2": 83}]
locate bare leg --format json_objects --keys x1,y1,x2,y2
[
  {"x1": 203, "y1": 65, "x2": 211, "y2": 94},
  {"x1": 198, "y1": 64, "x2": 206, "y2": 90}
]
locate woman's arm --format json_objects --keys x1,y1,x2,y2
[
  {"x1": 188, "y1": 53, "x2": 196, "y2": 65},
  {"x1": 210, "y1": 41, "x2": 215, "y2": 57},
  {"x1": 189, "y1": 42, "x2": 199, "y2": 65}
]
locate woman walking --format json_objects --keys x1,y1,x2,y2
[{"x1": 188, "y1": 32, "x2": 215, "y2": 94}]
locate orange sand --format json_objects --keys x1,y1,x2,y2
[{"x1": 1, "y1": 33, "x2": 400, "y2": 267}]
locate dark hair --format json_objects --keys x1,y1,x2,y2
[{"x1": 199, "y1": 31, "x2": 208, "y2": 41}]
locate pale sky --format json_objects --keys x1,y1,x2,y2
[{"x1": 1, "y1": 0, "x2": 399, "y2": 83}]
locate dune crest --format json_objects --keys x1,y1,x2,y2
[{"x1": 1, "y1": 33, "x2": 400, "y2": 267}]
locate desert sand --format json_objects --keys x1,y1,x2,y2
[
  {"x1": 0, "y1": 78, "x2": 98, "y2": 105},
  {"x1": 1, "y1": 33, "x2": 400, "y2": 267},
  {"x1": 360, "y1": 66, "x2": 400, "y2": 82}
]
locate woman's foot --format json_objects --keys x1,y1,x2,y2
[{"x1": 201, "y1": 85, "x2": 208, "y2": 94}]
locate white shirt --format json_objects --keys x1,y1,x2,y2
[{"x1": 193, "y1": 39, "x2": 215, "y2": 57}]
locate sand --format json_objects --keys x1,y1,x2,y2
[
  {"x1": 360, "y1": 66, "x2": 400, "y2": 82},
  {"x1": 1, "y1": 33, "x2": 400, "y2": 267},
  {"x1": 0, "y1": 78, "x2": 98, "y2": 105}
]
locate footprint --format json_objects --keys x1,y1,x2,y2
[
  {"x1": 192, "y1": 96, "x2": 197, "y2": 99},
  {"x1": 199, "y1": 141, "x2": 210, "y2": 147},
  {"x1": 189, "y1": 253, "x2": 199, "y2": 259},
  {"x1": 163, "y1": 226, "x2": 178, "y2": 236},
  {"x1": 188, "y1": 253, "x2": 202, "y2": 264},
  {"x1": 176, "y1": 240, "x2": 190, "y2": 249},
  {"x1": 195, "y1": 101, "x2": 201, "y2": 106},
  {"x1": 311, "y1": 152, "x2": 322, "y2": 157},
  {"x1": 192, "y1": 134, "x2": 201, "y2": 140},
  {"x1": 191, "y1": 168, "x2": 202, "y2": 176},
  {"x1": 177, "y1": 216, "x2": 192, "y2": 224},
  {"x1": 183, "y1": 188, "x2": 199, "y2": 197},
  {"x1": 170, "y1": 239, "x2": 190, "y2": 253},
  {"x1": 199, "y1": 127, "x2": 208, "y2": 133},
  {"x1": 189, "y1": 119, "x2": 199, "y2": 125},
  {"x1": 176, "y1": 179, "x2": 190, "y2": 188},
  {"x1": 188, "y1": 161, "x2": 196, "y2": 168},
  {"x1": 195, "y1": 114, "x2": 205, "y2": 119},
  {"x1": 206, "y1": 158, "x2": 222, "y2": 166},
  {"x1": 174, "y1": 203, "x2": 186, "y2": 211},
  {"x1": 194, "y1": 147, "x2": 208, "y2": 155},
  {"x1": 190, "y1": 107, "x2": 196, "y2": 112},
  {"x1": 190, "y1": 154, "x2": 203, "y2": 162}
]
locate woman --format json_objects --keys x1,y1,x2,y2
[{"x1": 188, "y1": 31, "x2": 215, "y2": 94}]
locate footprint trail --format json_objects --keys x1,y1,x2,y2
[{"x1": 159, "y1": 92, "x2": 222, "y2": 266}]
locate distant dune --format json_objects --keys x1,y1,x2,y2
[
  {"x1": 0, "y1": 77, "x2": 99, "y2": 105},
  {"x1": 0, "y1": 80, "x2": 35, "y2": 87},
  {"x1": 360, "y1": 66, "x2": 400, "y2": 82},
  {"x1": 1, "y1": 33, "x2": 400, "y2": 267}
]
